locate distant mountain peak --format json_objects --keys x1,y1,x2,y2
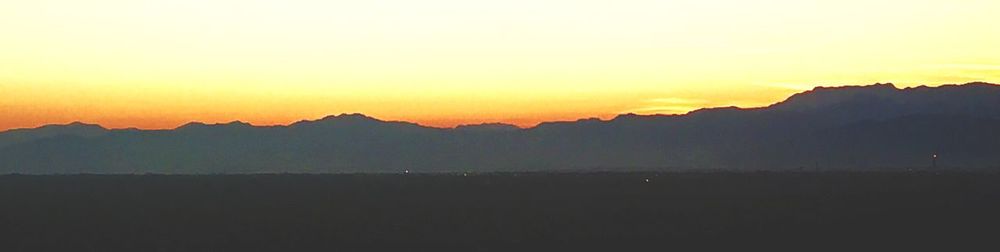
[
  {"x1": 546, "y1": 117, "x2": 604, "y2": 124},
  {"x1": 810, "y1": 82, "x2": 897, "y2": 91},
  {"x1": 65, "y1": 121, "x2": 104, "y2": 127},
  {"x1": 2, "y1": 121, "x2": 108, "y2": 133},
  {"x1": 790, "y1": 82, "x2": 999, "y2": 100},
  {"x1": 531, "y1": 117, "x2": 607, "y2": 130},
  {"x1": 770, "y1": 82, "x2": 1000, "y2": 115},
  {"x1": 287, "y1": 113, "x2": 433, "y2": 130},
  {"x1": 177, "y1": 121, "x2": 254, "y2": 130},
  {"x1": 772, "y1": 83, "x2": 902, "y2": 111},
  {"x1": 224, "y1": 121, "x2": 253, "y2": 127},
  {"x1": 615, "y1": 113, "x2": 640, "y2": 118},
  {"x1": 612, "y1": 113, "x2": 677, "y2": 122},
  {"x1": 0, "y1": 121, "x2": 109, "y2": 149},
  {"x1": 682, "y1": 106, "x2": 752, "y2": 118},
  {"x1": 178, "y1": 122, "x2": 208, "y2": 128},
  {"x1": 793, "y1": 83, "x2": 901, "y2": 100},
  {"x1": 317, "y1": 113, "x2": 382, "y2": 122},
  {"x1": 613, "y1": 113, "x2": 649, "y2": 120},
  {"x1": 454, "y1": 123, "x2": 521, "y2": 131}
]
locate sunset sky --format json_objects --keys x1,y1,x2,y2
[{"x1": 1, "y1": 0, "x2": 998, "y2": 130}]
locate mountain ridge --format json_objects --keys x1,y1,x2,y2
[
  {"x1": 5, "y1": 82, "x2": 996, "y2": 133},
  {"x1": 2, "y1": 82, "x2": 998, "y2": 173}
]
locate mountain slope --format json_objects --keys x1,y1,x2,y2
[{"x1": 0, "y1": 122, "x2": 108, "y2": 149}]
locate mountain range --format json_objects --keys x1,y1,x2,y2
[{"x1": 2, "y1": 82, "x2": 999, "y2": 174}]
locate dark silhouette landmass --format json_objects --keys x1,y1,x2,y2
[
  {"x1": 2, "y1": 82, "x2": 999, "y2": 174},
  {"x1": 3, "y1": 83, "x2": 1000, "y2": 250},
  {"x1": 1, "y1": 173, "x2": 998, "y2": 250}
]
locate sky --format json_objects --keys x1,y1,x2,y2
[{"x1": 1, "y1": 0, "x2": 999, "y2": 130}]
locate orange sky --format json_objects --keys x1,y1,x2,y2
[{"x1": 1, "y1": 0, "x2": 999, "y2": 131}]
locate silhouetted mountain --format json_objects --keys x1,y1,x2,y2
[
  {"x1": 454, "y1": 123, "x2": 521, "y2": 132},
  {"x1": 0, "y1": 122, "x2": 108, "y2": 149},
  {"x1": 2, "y1": 82, "x2": 999, "y2": 174}
]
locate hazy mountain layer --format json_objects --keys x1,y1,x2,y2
[{"x1": 2, "y1": 82, "x2": 998, "y2": 174}]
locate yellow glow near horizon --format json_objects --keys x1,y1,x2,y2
[{"x1": 1, "y1": 0, "x2": 999, "y2": 130}]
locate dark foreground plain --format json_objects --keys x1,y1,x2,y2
[{"x1": 2, "y1": 172, "x2": 999, "y2": 251}]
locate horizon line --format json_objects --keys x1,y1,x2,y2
[{"x1": 2, "y1": 81, "x2": 995, "y2": 133}]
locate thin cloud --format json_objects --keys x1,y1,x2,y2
[
  {"x1": 627, "y1": 106, "x2": 700, "y2": 114},
  {"x1": 623, "y1": 97, "x2": 713, "y2": 115}
]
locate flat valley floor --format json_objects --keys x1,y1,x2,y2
[{"x1": 2, "y1": 172, "x2": 998, "y2": 251}]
